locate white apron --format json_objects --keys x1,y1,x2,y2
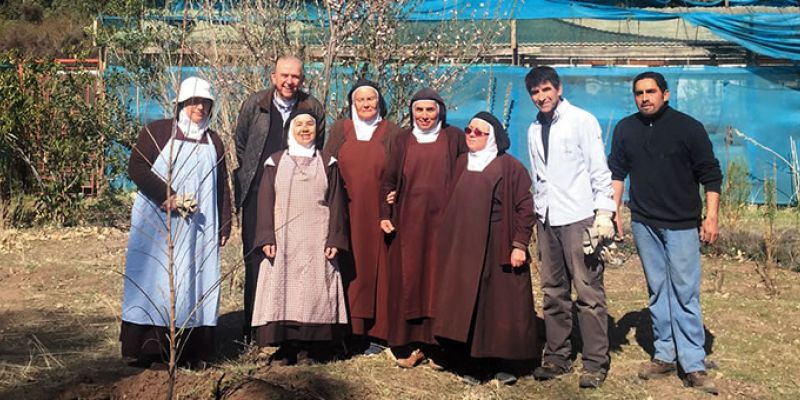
[{"x1": 121, "y1": 135, "x2": 221, "y2": 329}]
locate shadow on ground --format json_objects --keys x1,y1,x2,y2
[{"x1": 558, "y1": 307, "x2": 715, "y2": 370}]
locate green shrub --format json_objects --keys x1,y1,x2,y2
[{"x1": 0, "y1": 54, "x2": 136, "y2": 226}]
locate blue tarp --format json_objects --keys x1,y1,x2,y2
[
  {"x1": 407, "y1": 0, "x2": 800, "y2": 61},
  {"x1": 118, "y1": 65, "x2": 800, "y2": 203},
  {"x1": 111, "y1": 0, "x2": 800, "y2": 61}
]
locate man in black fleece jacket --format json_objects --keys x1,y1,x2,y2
[{"x1": 608, "y1": 71, "x2": 722, "y2": 395}]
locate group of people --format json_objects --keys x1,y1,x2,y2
[{"x1": 119, "y1": 55, "x2": 722, "y2": 395}]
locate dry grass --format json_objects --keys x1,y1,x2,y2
[{"x1": 0, "y1": 224, "x2": 799, "y2": 399}]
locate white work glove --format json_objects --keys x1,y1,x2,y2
[
  {"x1": 583, "y1": 226, "x2": 621, "y2": 265},
  {"x1": 592, "y1": 210, "x2": 615, "y2": 240},
  {"x1": 175, "y1": 193, "x2": 198, "y2": 219}
]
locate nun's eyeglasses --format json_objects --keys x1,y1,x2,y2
[{"x1": 464, "y1": 127, "x2": 489, "y2": 137}]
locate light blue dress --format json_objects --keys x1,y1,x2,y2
[{"x1": 121, "y1": 135, "x2": 221, "y2": 330}]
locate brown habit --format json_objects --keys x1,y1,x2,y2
[
  {"x1": 433, "y1": 154, "x2": 538, "y2": 360},
  {"x1": 376, "y1": 126, "x2": 467, "y2": 346},
  {"x1": 325, "y1": 119, "x2": 400, "y2": 336}
]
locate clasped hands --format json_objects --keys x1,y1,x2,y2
[{"x1": 262, "y1": 245, "x2": 338, "y2": 260}]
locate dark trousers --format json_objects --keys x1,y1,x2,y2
[
  {"x1": 537, "y1": 217, "x2": 609, "y2": 373},
  {"x1": 241, "y1": 190, "x2": 265, "y2": 340}
]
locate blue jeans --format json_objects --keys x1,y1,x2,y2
[{"x1": 631, "y1": 221, "x2": 706, "y2": 373}]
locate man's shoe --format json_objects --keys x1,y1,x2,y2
[
  {"x1": 579, "y1": 370, "x2": 606, "y2": 389},
  {"x1": 638, "y1": 359, "x2": 677, "y2": 380},
  {"x1": 684, "y1": 371, "x2": 719, "y2": 395},
  {"x1": 533, "y1": 362, "x2": 572, "y2": 381},
  {"x1": 494, "y1": 372, "x2": 518, "y2": 386}
]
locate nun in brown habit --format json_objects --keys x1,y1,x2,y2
[
  {"x1": 378, "y1": 87, "x2": 468, "y2": 367},
  {"x1": 432, "y1": 111, "x2": 538, "y2": 385},
  {"x1": 251, "y1": 109, "x2": 349, "y2": 365},
  {"x1": 324, "y1": 80, "x2": 401, "y2": 354}
]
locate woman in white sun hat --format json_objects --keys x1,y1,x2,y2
[{"x1": 120, "y1": 77, "x2": 232, "y2": 369}]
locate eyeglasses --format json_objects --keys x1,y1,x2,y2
[{"x1": 464, "y1": 127, "x2": 489, "y2": 137}]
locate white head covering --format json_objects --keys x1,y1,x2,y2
[
  {"x1": 466, "y1": 118, "x2": 498, "y2": 172},
  {"x1": 411, "y1": 100, "x2": 441, "y2": 143},
  {"x1": 287, "y1": 113, "x2": 317, "y2": 158},
  {"x1": 351, "y1": 86, "x2": 382, "y2": 141},
  {"x1": 175, "y1": 77, "x2": 214, "y2": 140}
]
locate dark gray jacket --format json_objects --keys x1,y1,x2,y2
[{"x1": 233, "y1": 87, "x2": 325, "y2": 209}]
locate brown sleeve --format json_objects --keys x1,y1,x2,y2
[
  {"x1": 324, "y1": 119, "x2": 347, "y2": 157},
  {"x1": 254, "y1": 159, "x2": 277, "y2": 249},
  {"x1": 128, "y1": 120, "x2": 174, "y2": 205},
  {"x1": 449, "y1": 126, "x2": 468, "y2": 156},
  {"x1": 325, "y1": 158, "x2": 350, "y2": 251},
  {"x1": 210, "y1": 131, "x2": 233, "y2": 240},
  {"x1": 379, "y1": 130, "x2": 408, "y2": 220},
  {"x1": 509, "y1": 157, "x2": 535, "y2": 249},
  {"x1": 443, "y1": 126, "x2": 467, "y2": 177},
  {"x1": 381, "y1": 120, "x2": 402, "y2": 158}
]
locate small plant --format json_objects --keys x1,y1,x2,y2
[
  {"x1": 763, "y1": 163, "x2": 777, "y2": 265},
  {"x1": 720, "y1": 158, "x2": 751, "y2": 228}
]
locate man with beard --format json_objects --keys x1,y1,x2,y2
[{"x1": 608, "y1": 71, "x2": 721, "y2": 395}]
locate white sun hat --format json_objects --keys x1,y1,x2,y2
[{"x1": 176, "y1": 77, "x2": 214, "y2": 103}]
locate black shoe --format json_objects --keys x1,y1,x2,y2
[
  {"x1": 267, "y1": 345, "x2": 296, "y2": 366},
  {"x1": 185, "y1": 360, "x2": 211, "y2": 371},
  {"x1": 579, "y1": 370, "x2": 606, "y2": 389},
  {"x1": 494, "y1": 372, "x2": 518, "y2": 386},
  {"x1": 125, "y1": 357, "x2": 152, "y2": 369},
  {"x1": 533, "y1": 361, "x2": 573, "y2": 381}
]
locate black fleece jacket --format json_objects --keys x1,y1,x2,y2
[{"x1": 608, "y1": 105, "x2": 722, "y2": 229}]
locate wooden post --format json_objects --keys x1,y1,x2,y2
[{"x1": 511, "y1": 19, "x2": 518, "y2": 65}]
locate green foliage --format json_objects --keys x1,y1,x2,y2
[
  {"x1": 0, "y1": 14, "x2": 90, "y2": 58},
  {"x1": 721, "y1": 158, "x2": 752, "y2": 227},
  {"x1": 0, "y1": 54, "x2": 137, "y2": 226},
  {"x1": 0, "y1": 0, "x2": 161, "y2": 19}
]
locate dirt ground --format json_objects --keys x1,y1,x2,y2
[{"x1": 1, "y1": 226, "x2": 799, "y2": 399}]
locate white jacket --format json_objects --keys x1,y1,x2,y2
[{"x1": 527, "y1": 99, "x2": 615, "y2": 226}]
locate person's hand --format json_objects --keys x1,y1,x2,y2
[
  {"x1": 614, "y1": 206, "x2": 624, "y2": 239},
  {"x1": 161, "y1": 195, "x2": 178, "y2": 212},
  {"x1": 592, "y1": 210, "x2": 615, "y2": 240},
  {"x1": 386, "y1": 191, "x2": 397, "y2": 204},
  {"x1": 220, "y1": 236, "x2": 228, "y2": 247},
  {"x1": 325, "y1": 247, "x2": 338, "y2": 260},
  {"x1": 380, "y1": 219, "x2": 395, "y2": 234},
  {"x1": 700, "y1": 215, "x2": 719, "y2": 244},
  {"x1": 262, "y1": 244, "x2": 276, "y2": 258},
  {"x1": 510, "y1": 248, "x2": 526, "y2": 268}
]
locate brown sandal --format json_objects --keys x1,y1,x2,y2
[{"x1": 395, "y1": 349, "x2": 426, "y2": 368}]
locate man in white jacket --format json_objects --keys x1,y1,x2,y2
[{"x1": 525, "y1": 66, "x2": 615, "y2": 389}]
